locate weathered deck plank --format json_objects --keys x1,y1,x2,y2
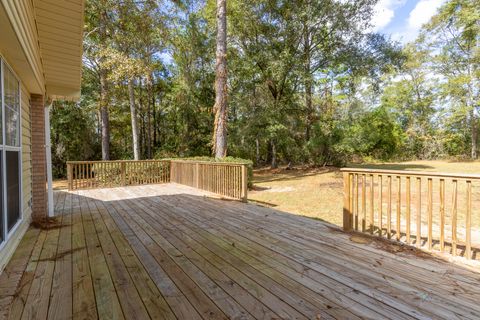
[
  {"x1": 164, "y1": 195, "x2": 476, "y2": 319},
  {"x1": 80, "y1": 192, "x2": 125, "y2": 319},
  {"x1": 1, "y1": 184, "x2": 479, "y2": 320},
  {"x1": 71, "y1": 189, "x2": 97, "y2": 320},
  {"x1": 94, "y1": 198, "x2": 176, "y2": 319}
]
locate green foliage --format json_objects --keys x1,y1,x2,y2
[
  {"x1": 49, "y1": 0, "x2": 480, "y2": 178},
  {"x1": 347, "y1": 107, "x2": 405, "y2": 160},
  {"x1": 50, "y1": 102, "x2": 99, "y2": 178}
]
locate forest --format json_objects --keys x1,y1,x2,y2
[{"x1": 50, "y1": 0, "x2": 479, "y2": 177}]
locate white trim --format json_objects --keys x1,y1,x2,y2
[
  {"x1": 1, "y1": 59, "x2": 5, "y2": 245},
  {"x1": 45, "y1": 105, "x2": 53, "y2": 217},
  {"x1": 0, "y1": 57, "x2": 23, "y2": 247}
]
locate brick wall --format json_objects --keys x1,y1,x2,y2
[{"x1": 30, "y1": 94, "x2": 46, "y2": 221}]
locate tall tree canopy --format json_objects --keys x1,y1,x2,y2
[{"x1": 50, "y1": 0, "x2": 480, "y2": 177}]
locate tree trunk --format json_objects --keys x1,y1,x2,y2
[
  {"x1": 271, "y1": 140, "x2": 277, "y2": 169},
  {"x1": 212, "y1": 0, "x2": 228, "y2": 158},
  {"x1": 100, "y1": 71, "x2": 110, "y2": 160},
  {"x1": 128, "y1": 79, "x2": 140, "y2": 160},
  {"x1": 99, "y1": 9, "x2": 110, "y2": 160},
  {"x1": 255, "y1": 137, "x2": 260, "y2": 165},
  {"x1": 146, "y1": 74, "x2": 153, "y2": 159},
  {"x1": 471, "y1": 110, "x2": 477, "y2": 159},
  {"x1": 303, "y1": 20, "x2": 314, "y2": 142},
  {"x1": 152, "y1": 84, "x2": 157, "y2": 148}
]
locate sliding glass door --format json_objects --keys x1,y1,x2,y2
[{"x1": 0, "y1": 58, "x2": 22, "y2": 246}]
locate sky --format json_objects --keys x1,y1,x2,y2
[{"x1": 371, "y1": 0, "x2": 447, "y2": 43}]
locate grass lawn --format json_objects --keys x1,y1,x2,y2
[{"x1": 249, "y1": 160, "x2": 480, "y2": 228}]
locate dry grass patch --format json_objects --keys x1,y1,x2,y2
[{"x1": 249, "y1": 160, "x2": 480, "y2": 228}]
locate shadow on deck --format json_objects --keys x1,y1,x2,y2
[{"x1": 0, "y1": 184, "x2": 479, "y2": 319}]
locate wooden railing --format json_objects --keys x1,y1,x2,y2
[
  {"x1": 342, "y1": 168, "x2": 480, "y2": 259},
  {"x1": 67, "y1": 159, "x2": 249, "y2": 202},
  {"x1": 170, "y1": 160, "x2": 248, "y2": 201},
  {"x1": 67, "y1": 160, "x2": 170, "y2": 190}
]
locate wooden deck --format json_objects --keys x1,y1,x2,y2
[{"x1": 1, "y1": 184, "x2": 480, "y2": 319}]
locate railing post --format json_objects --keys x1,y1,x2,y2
[
  {"x1": 67, "y1": 162, "x2": 73, "y2": 191},
  {"x1": 241, "y1": 164, "x2": 248, "y2": 202},
  {"x1": 343, "y1": 171, "x2": 353, "y2": 231},
  {"x1": 196, "y1": 162, "x2": 200, "y2": 188},
  {"x1": 170, "y1": 161, "x2": 175, "y2": 183},
  {"x1": 121, "y1": 162, "x2": 126, "y2": 186}
]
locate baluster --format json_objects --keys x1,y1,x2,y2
[
  {"x1": 387, "y1": 175, "x2": 392, "y2": 239},
  {"x1": 88, "y1": 163, "x2": 92, "y2": 188},
  {"x1": 406, "y1": 176, "x2": 411, "y2": 244},
  {"x1": 440, "y1": 179, "x2": 445, "y2": 252},
  {"x1": 343, "y1": 173, "x2": 352, "y2": 231},
  {"x1": 466, "y1": 180, "x2": 472, "y2": 259},
  {"x1": 378, "y1": 175, "x2": 383, "y2": 237},
  {"x1": 362, "y1": 174, "x2": 366, "y2": 232},
  {"x1": 451, "y1": 180, "x2": 458, "y2": 256},
  {"x1": 81, "y1": 163, "x2": 84, "y2": 188},
  {"x1": 74, "y1": 164, "x2": 77, "y2": 190},
  {"x1": 427, "y1": 178, "x2": 433, "y2": 251},
  {"x1": 354, "y1": 174, "x2": 359, "y2": 231},
  {"x1": 369, "y1": 174, "x2": 374, "y2": 234},
  {"x1": 416, "y1": 177, "x2": 422, "y2": 247},
  {"x1": 396, "y1": 176, "x2": 401, "y2": 241}
]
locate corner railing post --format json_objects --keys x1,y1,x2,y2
[
  {"x1": 241, "y1": 164, "x2": 248, "y2": 202},
  {"x1": 121, "y1": 162, "x2": 126, "y2": 186},
  {"x1": 67, "y1": 162, "x2": 73, "y2": 191},
  {"x1": 343, "y1": 171, "x2": 353, "y2": 231}
]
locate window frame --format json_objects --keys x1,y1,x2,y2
[{"x1": 0, "y1": 57, "x2": 23, "y2": 249}]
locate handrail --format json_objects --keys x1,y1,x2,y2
[
  {"x1": 170, "y1": 160, "x2": 248, "y2": 201},
  {"x1": 67, "y1": 160, "x2": 170, "y2": 190},
  {"x1": 341, "y1": 168, "x2": 480, "y2": 180},
  {"x1": 66, "y1": 159, "x2": 249, "y2": 202},
  {"x1": 342, "y1": 168, "x2": 479, "y2": 259}
]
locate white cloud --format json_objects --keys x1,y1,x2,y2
[
  {"x1": 394, "y1": 0, "x2": 446, "y2": 43},
  {"x1": 371, "y1": 0, "x2": 407, "y2": 31},
  {"x1": 408, "y1": 0, "x2": 446, "y2": 29}
]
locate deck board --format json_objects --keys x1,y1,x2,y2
[
  {"x1": 1, "y1": 184, "x2": 480, "y2": 319},
  {"x1": 166, "y1": 196, "x2": 472, "y2": 319}
]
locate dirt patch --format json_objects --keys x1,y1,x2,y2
[
  {"x1": 52, "y1": 179, "x2": 68, "y2": 190},
  {"x1": 31, "y1": 217, "x2": 64, "y2": 230},
  {"x1": 251, "y1": 185, "x2": 271, "y2": 191},
  {"x1": 264, "y1": 186, "x2": 295, "y2": 193},
  {"x1": 318, "y1": 181, "x2": 343, "y2": 188},
  {"x1": 327, "y1": 226, "x2": 437, "y2": 259},
  {"x1": 349, "y1": 234, "x2": 373, "y2": 244}
]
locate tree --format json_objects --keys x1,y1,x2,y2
[
  {"x1": 212, "y1": 0, "x2": 228, "y2": 158},
  {"x1": 84, "y1": 0, "x2": 115, "y2": 160},
  {"x1": 421, "y1": 0, "x2": 480, "y2": 159},
  {"x1": 380, "y1": 45, "x2": 438, "y2": 159}
]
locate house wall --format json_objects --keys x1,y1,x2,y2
[
  {"x1": 22, "y1": 84, "x2": 32, "y2": 222},
  {"x1": 0, "y1": 0, "x2": 45, "y2": 93},
  {"x1": 30, "y1": 94, "x2": 45, "y2": 221}
]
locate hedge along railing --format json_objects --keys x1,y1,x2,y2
[
  {"x1": 170, "y1": 160, "x2": 248, "y2": 201},
  {"x1": 342, "y1": 168, "x2": 480, "y2": 259},
  {"x1": 67, "y1": 160, "x2": 170, "y2": 190}
]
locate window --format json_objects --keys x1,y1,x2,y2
[{"x1": 0, "y1": 58, "x2": 22, "y2": 246}]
